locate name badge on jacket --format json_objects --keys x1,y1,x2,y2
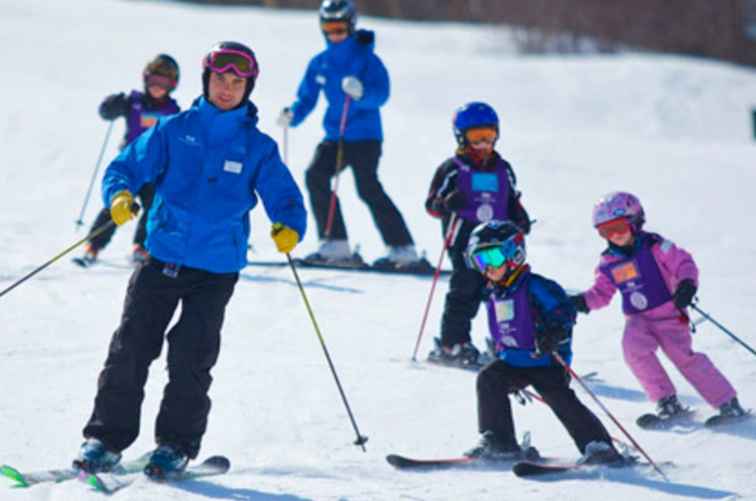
[{"x1": 223, "y1": 160, "x2": 243, "y2": 174}]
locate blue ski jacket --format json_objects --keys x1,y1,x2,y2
[
  {"x1": 102, "y1": 97, "x2": 307, "y2": 273},
  {"x1": 289, "y1": 29, "x2": 389, "y2": 141}
]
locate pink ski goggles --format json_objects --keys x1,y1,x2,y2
[{"x1": 203, "y1": 49, "x2": 259, "y2": 78}]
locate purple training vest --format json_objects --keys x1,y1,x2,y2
[
  {"x1": 125, "y1": 91, "x2": 180, "y2": 145},
  {"x1": 485, "y1": 278, "x2": 537, "y2": 352},
  {"x1": 599, "y1": 240, "x2": 672, "y2": 314},
  {"x1": 453, "y1": 157, "x2": 510, "y2": 224}
]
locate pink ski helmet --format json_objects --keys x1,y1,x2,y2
[{"x1": 592, "y1": 191, "x2": 645, "y2": 230}]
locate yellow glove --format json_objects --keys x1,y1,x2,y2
[
  {"x1": 271, "y1": 223, "x2": 299, "y2": 253},
  {"x1": 110, "y1": 190, "x2": 136, "y2": 226}
]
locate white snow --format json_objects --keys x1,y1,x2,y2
[{"x1": 1, "y1": 0, "x2": 755, "y2": 499}]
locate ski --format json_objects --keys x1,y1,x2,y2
[
  {"x1": 84, "y1": 455, "x2": 230, "y2": 494},
  {"x1": 513, "y1": 456, "x2": 661, "y2": 478},
  {"x1": 704, "y1": 409, "x2": 752, "y2": 427},
  {"x1": 246, "y1": 258, "x2": 450, "y2": 277},
  {"x1": 387, "y1": 450, "x2": 542, "y2": 471},
  {"x1": 636, "y1": 408, "x2": 696, "y2": 430},
  {"x1": 0, "y1": 452, "x2": 150, "y2": 488}
]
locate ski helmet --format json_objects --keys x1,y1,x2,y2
[
  {"x1": 202, "y1": 41, "x2": 259, "y2": 105},
  {"x1": 143, "y1": 53, "x2": 180, "y2": 91},
  {"x1": 319, "y1": 0, "x2": 357, "y2": 33},
  {"x1": 592, "y1": 191, "x2": 645, "y2": 231},
  {"x1": 465, "y1": 220, "x2": 526, "y2": 276},
  {"x1": 452, "y1": 102, "x2": 499, "y2": 147}
]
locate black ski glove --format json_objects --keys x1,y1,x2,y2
[
  {"x1": 672, "y1": 279, "x2": 697, "y2": 309},
  {"x1": 536, "y1": 328, "x2": 567, "y2": 355},
  {"x1": 570, "y1": 294, "x2": 590, "y2": 314},
  {"x1": 443, "y1": 190, "x2": 467, "y2": 211},
  {"x1": 99, "y1": 93, "x2": 128, "y2": 121}
]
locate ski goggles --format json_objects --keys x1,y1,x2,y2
[
  {"x1": 204, "y1": 48, "x2": 259, "y2": 78},
  {"x1": 145, "y1": 73, "x2": 176, "y2": 91},
  {"x1": 596, "y1": 217, "x2": 632, "y2": 238},
  {"x1": 470, "y1": 239, "x2": 522, "y2": 273},
  {"x1": 321, "y1": 21, "x2": 350, "y2": 36},
  {"x1": 465, "y1": 127, "x2": 498, "y2": 147}
]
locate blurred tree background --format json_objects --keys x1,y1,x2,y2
[{"x1": 174, "y1": 0, "x2": 756, "y2": 66}]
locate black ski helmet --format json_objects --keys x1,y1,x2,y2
[
  {"x1": 319, "y1": 0, "x2": 357, "y2": 33},
  {"x1": 201, "y1": 41, "x2": 259, "y2": 105},
  {"x1": 465, "y1": 220, "x2": 526, "y2": 275},
  {"x1": 143, "y1": 53, "x2": 180, "y2": 91}
]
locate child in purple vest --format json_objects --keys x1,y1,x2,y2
[
  {"x1": 424, "y1": 102, "x2": 530, "y2": 368},
  {"x1": 77, "y1": 54, "x2": 181, "y2": 267},
  {"x1": 463, "y1": 220, "x2": 621, "y2": 463},
  {"x1": 571, "y1": 192, "x2": 745, "y2": 424}
]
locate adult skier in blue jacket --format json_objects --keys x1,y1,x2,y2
[
  {"x1": 279, "y1": 0, "x2": 422, "y2": 270},
  {"x1": 74, "y1": 41, "x2": 307, "y2": 478}
]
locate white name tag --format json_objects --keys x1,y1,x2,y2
[{"x1": 223, "y1": 160, "x2": 242, "y2": 174}]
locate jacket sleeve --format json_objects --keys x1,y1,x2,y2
[
  {"x1": 425, "y1": 160, "x2": 455, "y2": 218},
  {"x1": 653, "y1": 239, "x2": 699, "y2": 290},
  {"x1": 254, "y1": 141, "x2": 308, "y2": 240},
  {"x1": 101, "y1": 119, "x2": 168, "y2": 206},
  {"x1": 582, "y1": 260, "x2": 619, "y2": 311},
  {"x1": 290, "y1": 57, "x2": 322, "y2": 127},
  {"x1": 351, "y1": 52, "x2": 389, "y2": 110},
  {"x1": 530, "y1": 275, "x2": 577, "y2": 334}
]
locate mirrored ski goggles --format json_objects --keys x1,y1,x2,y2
[
  {"x1": 145, "y1": 73, "x2": 176, "y2": 91},
  {"x1": 204, "y1": 49, "x2": 259, "y2": 78},
  {"x1": 465, "y1": 127, "x2": 498, "y2": 147},
  {"x1": 321, "y1": 21, "x2": 349, "y2": 36},
  {"x1": 470, "y1": 240, "x2": 521, "y2": 273},
  {"x1": 596, "y1": 217, "x2": 632, "y2": 238}
]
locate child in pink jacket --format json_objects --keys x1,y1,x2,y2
[{"x1": 571, "y1": 192, "x2": 745, "y2": 424}]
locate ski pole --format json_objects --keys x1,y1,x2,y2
[
  {"x1": 285, "y1": 253, "x2": 368, "y2": 451},
  {"x1": 691, "y1": 303, "x2": 756, "y2": 357},
  {"x1": 324, "y1": 96, "x2": 352, "y2": 238},
  {"x1": 411, "y1": 213, "x2": 462, "y2": 361},
  {"x1": 282, "y1": 124, "x2": 289, "y2": 165},
  {"x1": 551, "y1": 352, "x2": 667, "y2": 481},
  {"x1": 75, "y1": 121, "x2": 114, "y2": 230}
]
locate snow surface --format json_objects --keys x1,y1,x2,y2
[{"x1": 1, "y1": 0, "x2": 755, "y2": 499}]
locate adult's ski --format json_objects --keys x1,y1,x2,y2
[
  {"x1": 84, "y1": 455, "x2": 230, "y2": 494},
  {"x1": 246, "y1": 258, "x2": 450, "y2": 277}
]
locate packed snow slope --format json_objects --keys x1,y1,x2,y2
[{"x1": 0, "y1": 0, "x2": 755, "y2": 499}]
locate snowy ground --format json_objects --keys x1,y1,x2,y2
[{"x1": 1, "y1": 0, "x2": 756, "y2": 499}]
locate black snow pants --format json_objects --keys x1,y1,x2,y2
[
  {"x1": 83, "y1": 257, "x2": 238, "y2": 458},
  {"x1": 305, "y1": 140, "x2": 413, "y2": 246},
  {"x1": 476, "y1": 360, "x2": 614, "y2": 454}
]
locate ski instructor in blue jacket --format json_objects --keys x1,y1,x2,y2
[
  {"x1": 279, "y1": 0, "x2": 421, "y2": 270},
  {"x1": 74, "y1": 41, "x2": 307, "y2": 478}
]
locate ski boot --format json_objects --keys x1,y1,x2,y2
[
  {"x1": 427, "y1": 337, "x2": 482, "y2": 369},
  {"x1": 464, "y1": 431, "x2": 538, "y2": 462},
  {"x1": 579, "y1": 440, "x2": 625, "y2": 465},
  {"x1": 373, "y1": 245, "x2": 433, "y2": 273},
  {"x1": 303, "y1": 240, "x2": 364, "y2": 267},
  {"x1": 705, "y1": 397, "x2": 749, "y2": 426},
  {"x1": 73, "y1": 244, "x2": 99, "y2": 268},
  {"x1": 144, "y1": 444, "x2": 189, "y2": 480},
  {"x1": 636, "y1": 394, "x2": 691, "y2": 429},
  {"x1": 73, "y1": 437, "x2": 122, "y2": 473}
]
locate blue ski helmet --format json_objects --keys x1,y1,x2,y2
[
  {"x1": 452, "y1": 102, "x2": 499, "y2": 146},
  {"x1": 319, "y1": 0, "x2": 357, "y2": 32}
]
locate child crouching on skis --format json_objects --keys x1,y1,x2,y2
[
  {"x1": 570, "y1": 191, "x2": 745, "y2": 427},
  {"x1": 463, "y1": 220, "x2": 620, "y2": 463}
]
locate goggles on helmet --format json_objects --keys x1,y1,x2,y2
[
  {"x1": 145, "y1": 73, "x2": 176, "y2": 91},
  {"x1": 465, "y1": 127, "x2": 497, "y2": 147},
  {"x1": 470, "y1": 237, "x2": 523, "y2": 274},
  {"x1": 204, "y1": 48, "x2": 258, "y2": 78},
  {"x1": 596, "y1": 217, "x2": 632, "y2": 239},
  {"x1": 321, "y1": 21, "x2": 349, "y2": 36}
]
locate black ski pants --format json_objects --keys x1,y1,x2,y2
[
  {"x1": 440, "y1": 221, "x2": 486, "y2": 347},
  {"x1": 83, "y1": 258, "x2": 238, "y2": 458},
  {"x1": 476, "y1": 360, "x2": 614, "y2": 454},
  {"x1": 305, "y1": 140, "x2": 413, "y2": 246},
  {"x1": 88, "y1": 183, "x2": 155, "y2": 251}
]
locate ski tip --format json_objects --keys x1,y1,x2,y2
[
  {"x1": 385, "y1": 455, "x2": 405, "y2": 468},
  {"x1": 203, "y1": 456, "x2": 231, "y2": 471},
  {"x1": 0, "y1": 465, "x2": 29, "y2": 487}
]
